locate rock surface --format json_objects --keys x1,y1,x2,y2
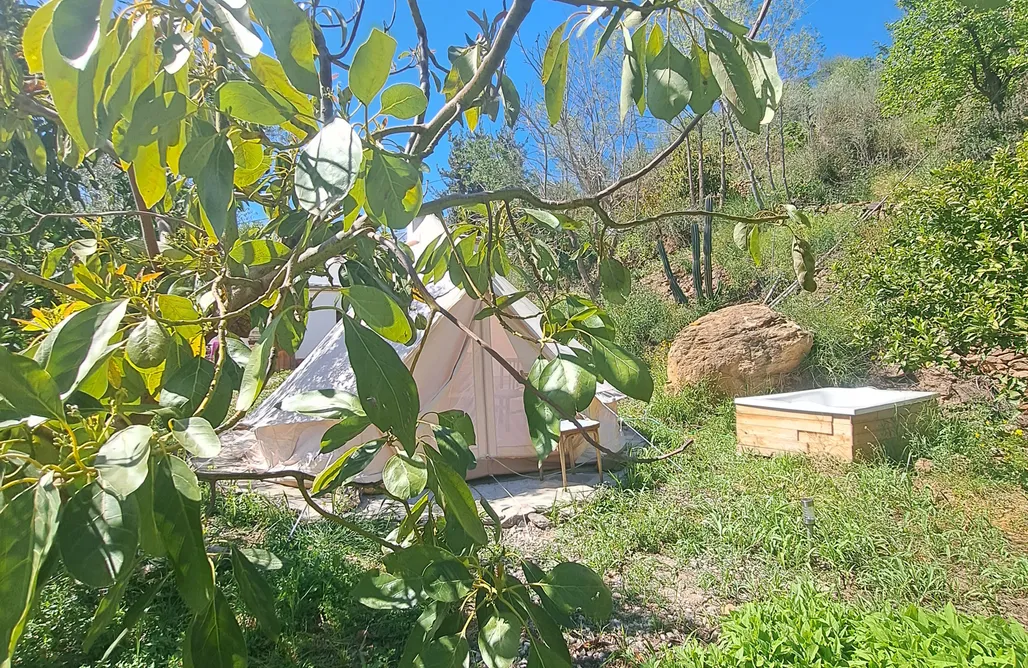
[{"x1": 667, "y1": 303, "x2": 812, "y2": 395}]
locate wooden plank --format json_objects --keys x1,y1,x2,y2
[
  {"x1": 798, "y1": 431, "x2": 853, "y2": 447},
  {"x1": 736, "y1": 432, "x2": 808, "y2": 453},
  {"x1": 737, "y1": 424, "x2": 801, "y2": 441},
  {"x1": 736, "y1": 405, "x2": 836, "y2": 424},
  {"x1": 736, "y1": 411, "x2": 835, "y2": 434}
]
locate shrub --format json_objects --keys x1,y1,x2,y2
[
  {"x1": 607, "y1": 286, "x2": 702, "y2": 357},
  {"x1": 657, "y1": 583, "x2": 1028, "y2": 668},
  {"x1": 856, "y1": 139, "x2": 1028, "y2": 370}
]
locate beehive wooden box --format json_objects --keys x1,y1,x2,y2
[{"x1": 734, "y1": 388, "x2": 938, "y2": 462}]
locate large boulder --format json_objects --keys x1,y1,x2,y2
[{"x1": 667, "y1": 304, "x2": 812, "y2": 395}]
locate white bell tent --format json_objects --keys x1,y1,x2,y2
[{"x1": 240, "y1": 215, "x2": 632, "y2": 481}]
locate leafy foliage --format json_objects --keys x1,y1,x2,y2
[
  {"x1": 881, "y1": 0, "x2": 1028, "y2": 117},
  {"x1": 660, "y1": 583, "x2": 1028, "y2": 667},
  {"x1": 856, "y1": 139, "x2": 1028, "y2": 370}
]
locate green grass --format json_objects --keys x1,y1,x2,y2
[{"x1": 542, "y1": 384, "x2": 1028, "y2": 623}]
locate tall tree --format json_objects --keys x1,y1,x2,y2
[{"x1": 881, "y1": 0, "x2": 1028, "y2": 117}]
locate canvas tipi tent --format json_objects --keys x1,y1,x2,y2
[{"x1": 241, "y1": 215, "x2": 631, "y2": 481}]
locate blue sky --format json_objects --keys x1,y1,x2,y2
[{"x1": 326, "y1": 0, "x2": 902, "y2": 191}]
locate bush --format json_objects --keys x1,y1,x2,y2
[
  {"x1": 657, "y1": 583, "x2": 1028, "y2": 668},
  {"x1": 856, "y1": 139, "x2": 1028, "y2": 370},
  {"x1": 607, "y1": 286, "x2": 702, "y2": 357}
]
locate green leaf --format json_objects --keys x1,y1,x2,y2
[
  {"x1": 248, "y1": 0, "x2": 319, "y2": 95},
  {"x1": 706, "y1": 29, "x2": 762, "y2": 131},
  {"x1": 180, "y1": 121, "x2": 235, "y2": 239},
  {"x1": 312, "y1": 439, "x2": 386, "y2": 495},
  {"x1": 130, "y1": 467, "x2": 165, "y2": 558},
  {"x1": 437, "y1": 410, "x2": 476, "y2": 446},
  {"x1": 499, "y1": 74, "x2": 520, "y2": 128},
  {"x1": 620, "y1": 26, "x2": 646, "y2": 121},
  {"x1": 152, "y1": 455, "x2": 214, "y2": 613},
  {"x1": 382, "y1": 454, "x2": 428, "y2": 499},
  {"x1": 699, "y1": 0, "x2": 749, "y2": 36},
  {"x1": 792, "y1": 237, "x2": 818, "y2": 292},
  {"x1": 236, "y1": 315, "x2": 281, "y2": 412},
  {"x1": 365, "y1": 150, "x2": 424, "y2": 230},
  {"x1": 41, "y1": 23, "x2": 98, "y2": 151},
  {"x1": 593, "y1": 7, "x2": 625, "y2": 58},
  {"x1": 599, "y1": 258, "x2": 631, "y2": 305},
  {"x1": 231, "y1": 546, "x2": 281, "y2": 639},
  {"x1": 161, "y1": 356, "x2": 215, "y2": 416},
  {"x1": 34, "y1": 299, "x2": 128, "y2": 396},
  {"x1": 349, "y1": 28, "x2": 397, "y2": 105},
  {"x1": 101, "y1": 20, "x2": 158, "y2": 139},
  {"x1": 279, "y1": 389, "x2": 366, "y2": 420},
  {"x1": 524, "y1": 358, "x2": 560, "y2": 461},
  {"x1": 346, "y1": 284, "x2": 413, "y2": 344},
  {"x1": 228, "y1": 239, "x2": 290, "y2": 266},
  {"x1": 688, "y1": 42, "x2": 722, "y2": 115},
  {"x1": 432, "y1": 425, "x2": 475, "y2": 477},
  {"x1": 157, "y1": 294, "x2": 203, "y2": 344},
  {"x1": 343, "y1": 314, "x2": 419, "y2": 452},
  {"x1": 425, "y1": 449, "x2": 487, "y2": 545},
  {"x1": 250, "y1": 53, "x2": 315, "y2": 120},
  {"x1": 539, "y1": 562, "x2": 612, "y2": 622},
  {"x1": 237, "y1": 547, "x2": 283, "y2": 571},
  {"x1": 22, "y1": 0, "x2": 57, "y2": 74},
  {"x1": 543, "y1": 35, "x2": 569, "y2": 126},
  {"x1": 0, "y1": 348, "x2": 65, "y2": 422},
  {"x1": 294, "y1": 117, "x2": 363, "y2": 216},
  {"x1": 216, "y1": 81, "x2": 296, "y2": 125},
  {"x1": 421, "y1": 635, "x2": 470, "y2": 668},
  {"x1": 127, "y1": 318, "x2": 170, "y2": 370},
  {"x1": 117, "y1": 91, "x2": 196, "y2": 162},
  {"x1": 40, "y1": 244, "x2": 68, "y2": 279},
  {"x1": 588, "y1": 335, "x2": 653, "y2": 401},
  {"x1": 94, "y1": 425, "x2": 152, "y2": 499},
  {"x1": 170, "y1": 417, "x2": 222, "y2": 458},
  {"x1": 51, "y1": 0, "x2": 106, "y2": 69},
  {"x1": 318, "y1": 415, "x2": 373, "y2": 454},
  {"x1": 478, "y1": 604, "x2": 522, "y2": 668},
  {"x1": 380, "y1": 83, "x2": 428, "y2": 119},
  {"x1": 230, "y1": 133, "x2": 270, "y2": 188},
  {"x1": 739, "y1": 37, "x2": 781, "y2": 125},
  {"x1": 0, "y1": 475, "x2": 60, "y2": 666},
  {"x1": 423, "y1": 559, "x2": 472, "y2": 603},
  {"x1": 187, "y1": 589, "x2": 248, "y2": 668},
  {"x1": 57, "y1": 482, "x2": 138, "y2": 588},
  {"x1": 647, "y1": 40, "x2": 692, "y2": 121},
  {"x1": 16, "y1": 125, "x2": 47, "y2": 175},
  {"x1": 526, "y1": 601, "x2": 573, "y2": 665},
  {"x1": 353, "y1": 570, "x2": 419, "y2": 610}
]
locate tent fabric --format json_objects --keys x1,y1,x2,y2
[{"x1": 233, "y1": 215, "x2": 631, "y2": 481}]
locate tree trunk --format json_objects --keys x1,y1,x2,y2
[{"x1": 727, "y1": 113, "x2": 765, "y2": 209}]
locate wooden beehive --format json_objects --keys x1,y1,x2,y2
[{"x1": 735, "y1": 403, "x2": 930, "y2": 462}]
